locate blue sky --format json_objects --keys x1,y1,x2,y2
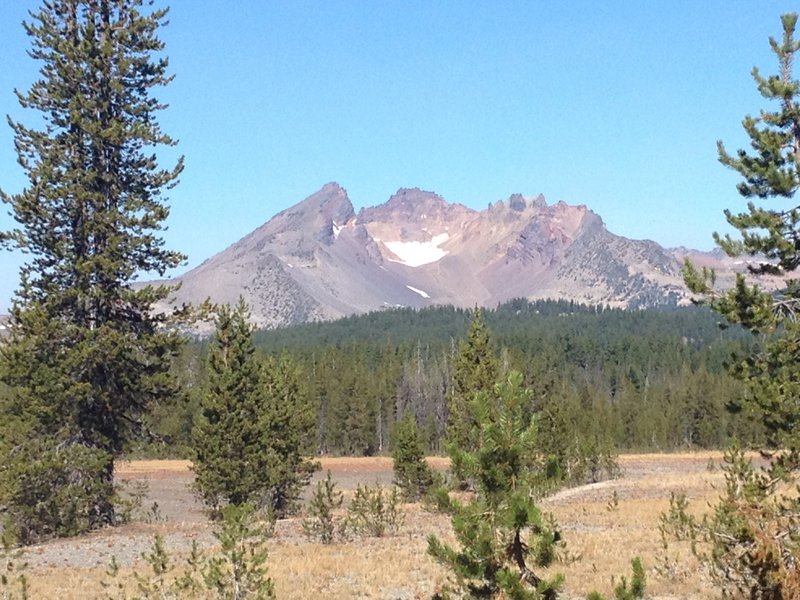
[{"x1": 0, "y1": 1, "x2": 798, "y2": 311}]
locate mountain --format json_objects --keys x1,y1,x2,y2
[{"x1": 159, "y1": 182, "x2": 740, "y2": 329}]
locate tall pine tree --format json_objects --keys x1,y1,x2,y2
[
  {"x1": 0, "y1": 0, "x2": 184, "y2": 541},
  {"x1": 684, "y1": 12, "x2": 800, "y2": 457},
  {"x1": 681, "y1": 13, "x2": 800, "y2": 597},
  {"x1": 259, "y1": 352, "x2": 318, "y2": 517},
  {"x1": 191, "y1": 300, "x2": 273, "y2": 514},
  {"x1": 447, "y1": 308, "x2": 500, "y2": 484},
  {"x1": 191, "y1": 300, "x2": 318, "y2": 517}
]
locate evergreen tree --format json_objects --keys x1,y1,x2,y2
[
  {"x1": 203, "y1": 504, "x2": 276, "y2": 600},
  {"x1": 191, "y1": 300, "x2": 273, "y2": 514},
  {"x1": 392, "y1": 411, "x2": 435, "y2": 502},
  {"x1": 259, "y1": 353, "x2": 319, "y2": 517},
  {"x1": 0, "y1": 0, "x2": 185, "y2": 540},
  {"x1": 428, "y1": 372, "x2": 563, "y2": 600},
  {"x1": 681, "y1": 13, "x2": 800, "y2": 597},
  {"x1": 684, "y1": 10, "x2": 800, "y2": 463},
  {"x1": 446, "y1": 308, "x2": 499, "y2": 483},
  {"x1": 302, "y1": 471, "x2": 343, "y2": 544},
  {"x1": 191, "y1": 300, "x2": 318, "y2": 517}
]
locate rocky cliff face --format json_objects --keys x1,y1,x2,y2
[{"x1": 160, "y1": 182, "x2": 731, "y2": 329}]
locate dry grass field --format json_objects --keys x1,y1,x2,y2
[{"x1": 13, "y1": 453, "x2": 728, "y2": 599}]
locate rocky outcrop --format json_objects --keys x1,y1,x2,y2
[{"x1": 160, "y1": 183, "x2": 735, "y2": 329}]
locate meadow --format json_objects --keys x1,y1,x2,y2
[{"x1": 9, "y1": 453, "x2": 731, "y2": 599}]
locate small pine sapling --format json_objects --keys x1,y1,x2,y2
[
  {"x1": 428, "y1": 371, "x2": 564, "y2": 600},
  {"x1": 203, "y1": 503, "x2": 275, "y2": 600},
  {"x1": 303, "y1": 471, "x2": 343, "y2": 544},
  {"x1": 343, "y1": 484, "x2": 404, "y2": 538},
  {"x1": 586, "y1": 557, "x2": 646, "y2": 600}
]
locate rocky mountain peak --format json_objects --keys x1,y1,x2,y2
[
  {"x1": 488, "y1": 193, "x2": 548, "y2": 214},
  {"x1": 159, "y1": 183, "x2": 729, "y2": 330},
  {"x1": 508, "y1": 194, "x2": 527, "y2": 211},
  {"x1": 359, "y1": 187, "x2": 474, "y2": 225},
  {"x1": 289, "y1": 181, "x2": 355, "y2": 224}
]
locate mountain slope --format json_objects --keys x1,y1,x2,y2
[{"x1": 161, "y1": 182, "x2": 728, "y2": 329}]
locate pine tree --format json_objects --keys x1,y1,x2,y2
[
  {"x1": 203, "y1": 504, "x2": 276, "y2": 600},
  {"x1": 684, "y1": 10, "x2": 800, "y2": 462},
  {"x1": 302, "y1": 471, "x2": 343, "y2": 544},
  {"x1": 191, "y1": 300, "x2": 273, "y2": 514},
  {"x1": 680, "y1": 13, "x2": 800, "y2": 597},
  {"x1": 191, "y1": 300, "x2": 318, "y2": 517},
  {"x1": 392, "y1": 411, "x2": 435, "y2": 502},
  {"x1": 446, "y1": 308, "x2": 500, "y2": 484},
  {"x1": 0, "y1": 0, "x2": 185, "y2": 540},
  {"x1": 428, "y1": 371, "x2": 563, "y2": 600},
  {"x1": 259, "y1": 353, "x2": 318, "y2": 517}
]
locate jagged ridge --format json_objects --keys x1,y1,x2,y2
[{"x1": 160, "y1": 182, "x2": 734, "y2": 329}]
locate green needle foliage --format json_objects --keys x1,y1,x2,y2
[
  {"x1": 662, "y1": 446, "x2": 800, "y2": 598},
  {"x1": 258, "y1": 352, "x2": 318, "y2": 517},
  {"x1": 428, "y1": 371, "x2": 564, "y2": 600},
  {"x1": 203, "y1": 504, "x2": 275, "y2": 600},
  {"x1": 0, "y1": 0, "x2": 185, "y2": 542},
  {"x1": 392, "y1": 410, "x2": 436, "y2": 501},
  {"x1": 302, "y1": 471, "x2": 343, "y2": 544},
  {"x1": 343, "y1": 484, "x2": 403, "y2": 539},
  {"x1": 586, "y1": 558, "x2": 646, "y2": 600},
  {"x1": 191, "y1": 300, "x2": 269, "y2": 514},
  {"x1": 191, "y1": 299, "x2": 317, "y2": 517},
  {"x1": 447, "y1": 308, "x2": 500, "y2": 486},
  {"x1": 681, "y1": 12, "x2": 800, "y2": 598}
]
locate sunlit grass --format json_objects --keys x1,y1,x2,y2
[{"x1": 25, "y1": 453, "x2": 729, "y2": 599}]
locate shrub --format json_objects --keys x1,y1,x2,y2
[
  {"x1": 302, "y1": 471, "x2": 343, "y2": 544},
  {"x1": 343, "y1": 484, "x2": 403, "y2": 538},
  {"x1": 103, "y1": 503, "x2": 274, "y2": 600},
  {"x1": 0, "y1": 522, "x2": 29, "y2": 600}
]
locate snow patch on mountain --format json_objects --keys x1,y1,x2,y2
[
  {"x1": 406, "y1": 285, "x2": 430, "y2": 298},
  {"x1": 383, "y1": 233, "x2": 449, "y2": 267}
]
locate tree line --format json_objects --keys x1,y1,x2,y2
[{"x1": 145, "y1": 300, "x2": 759, "y2": 460}]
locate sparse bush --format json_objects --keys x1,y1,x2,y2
[
  {"x1": 302, "y1": 471, "x2": 343, "y2": 544},
  {"x1": 660, "y1": 447, "x2": 800, "y2": 598},
  {"x1": 343, "y1": 484, "x2": 403, "y2": 538},
  {"x1": 103, "y1": 503, "x2": 273, "y2": 599},
  {"x1": 586, "y1": 557, "x2": 646, "y2": 600}
]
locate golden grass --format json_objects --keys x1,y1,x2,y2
[
  {"x1": 115, "y1": 459, "x2": 192, "y2": 475},
  {"x1": 115, "y1": 456, "x2": 449, "y2": 477},
  {"x1": 24, "y1": 452, "x2": 734, "y2": 599}
]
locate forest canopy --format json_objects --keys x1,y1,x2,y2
[{"x1": 152, "y1": 299, "x2": 759, "y2": 459}]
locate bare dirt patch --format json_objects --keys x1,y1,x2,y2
[{"x1": 16, "y1": 453, "x2": 726, "y2": 599}]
